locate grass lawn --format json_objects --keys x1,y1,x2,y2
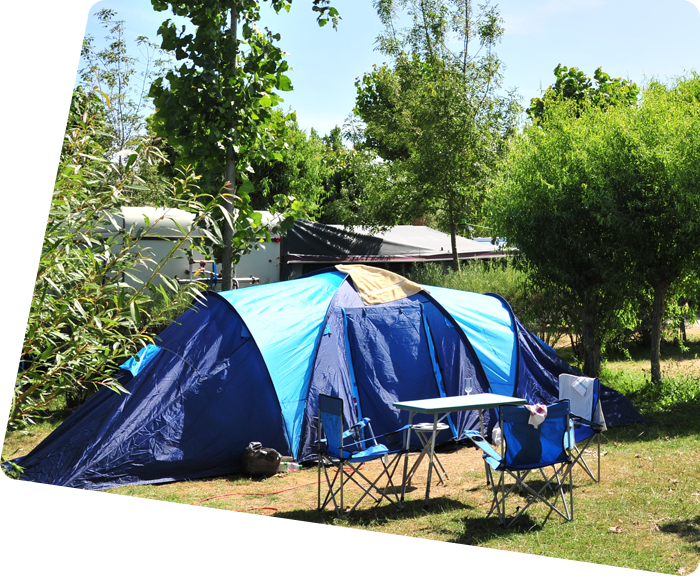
[{"x1": 3, "y1": 332, "x2": 699, "y2": 575}]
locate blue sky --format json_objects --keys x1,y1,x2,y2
[{"x1": 0, "y1": 0, "x2": 700, "y2": 133}]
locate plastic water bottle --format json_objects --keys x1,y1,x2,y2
[
  {"x1": 492, "y1": 425, "x2": 502, "y2": 447},
  {"x1": 288, "y1": 462, "x2": 301, "y2": 472}
]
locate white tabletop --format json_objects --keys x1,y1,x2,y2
[{"x1": 393, "y1": 393, "x2": 526, "y2": 414}]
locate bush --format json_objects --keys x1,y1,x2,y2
[
  {"x1": 406, "y1": 260, "x2": 569, "y2": 344},
  {"x1": 600, "y1": 363, "x2": 700, "y2": 412},
  {"x1": 11, "y1": 89, "x2": 222, "y2": 428}
]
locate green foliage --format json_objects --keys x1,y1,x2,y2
[
  {"x1": 79, "y1": 8, "x2": 177, "y2": 207},
  {"x1": 407, "y1": 260, "x2": 525, "y2": 302},
  {"x1": 490, "y1": 96, "x2": 636, "y2": 375},
  {"x1": 316, "y1": 146, "x2": 401, "y2": 227},
  {"x1": 149, "y1": 1, "x2": 292, "y2": 181},
  {"x1": 353, "y1": 0, "x2": 520, "y2": 269},
  {"x1": 12, "y1": 88, "x2": 223, "y2": 428},
  {"x1": 79, "y1": 8, "x2": 174, "y2": 158},
  {"x1": 148, "y1": 1, "x2": 339, "y2": 289},
  {"x1": 600, "y1": 363, "x2": 700, "y2": 412},
  {"x1": 247, "y1": 114, "x2": 339, "y2": 218},
  {"x1": 527, "y1": 64, "x2": 639, "y2": 123},
  {"x1": 491, "y1": 74, "x2": 700, "y2": 379}
]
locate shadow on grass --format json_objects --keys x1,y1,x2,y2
[
  {"x1": 658, "y1": 516, "x2": 700, "y2": 553},
  {"x1": 450, "y1": 514, "x2": 545, "y2": 546},
  {"x1": 273, "y1": 495, "x2": 471, "y2": 527}
]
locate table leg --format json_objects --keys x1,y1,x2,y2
[
  {"x1": 479, "y1": 409, "x2": 490, "y2": 486},
  {"x1": 401, "y1": 411, "x2": 415, "y2": 502},
  {"x1": 424, "y1": 413, "x2": 439, "y2": 503}
]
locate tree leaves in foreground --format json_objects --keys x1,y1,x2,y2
[
  {"x1": 149, "y1": 0, "x2": 339, "y2": 290},
  {"x1": 12, "y1": 89, "x2": 223, "y2": 428},
  {"x1": 491, "y1": 75, "x2": 700, "y2": 381}
]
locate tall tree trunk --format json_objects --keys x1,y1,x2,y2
[
  {"x1": 418, "y1": 0, "x2": 435, "y2": 58},
  {"x1": 448, "y1": 201, "x2": 460, "y2": 271},
  {"x1": 581, "y1": 300, "x2": 601, "y2": 377},
  {"x1": 650, "y1": 280, "x2": 670, "y2": 385},
  {"x1": 680, "y1": 316, "x2": 687, "y2": 343},
  {"x1": 462, "y1": 0, "x2": 470, "y2": 74},
  {"x1": 222, "y1": 4, "x2": 239, "y2": 291}
]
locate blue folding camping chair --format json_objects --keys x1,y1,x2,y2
[
  {"x1": 559, "y1": 374, "x2": 606, "y2": 482},
  {"x1": 317, "y1": 394, "x2": 408, "y2": 516},
  {"x1": 465, "y1": 400, "x2": 574, "y2": 528}
]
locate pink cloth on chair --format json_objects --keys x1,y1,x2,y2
[{"x1": 525, "y1": 404, "x2": 548, "y2": 428}]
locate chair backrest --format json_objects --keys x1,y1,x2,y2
[
  {"x1": 500, "y1": 400, "x2": 571, "y2": 470},
  {"x1": 559, "y1": 374, "x2": 599, "y2": 420},
  {"x1": 319, "y1": 394, "x2": 345, "y2": 459}
]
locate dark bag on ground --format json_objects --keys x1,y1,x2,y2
[{"x1": 241, "y1": 441, "x2": 281, "y2": 476}]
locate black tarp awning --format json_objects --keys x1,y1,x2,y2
[{"x1": 283, "y1": 220, "x2": 503, "y2": 265}]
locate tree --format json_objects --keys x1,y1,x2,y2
[
  {"x1": 527, "y1": 64, "x2": 639, "y2": 123},
  {"x1": 148, "y1": 0, "x2": 338, "y2": 290},
  {"x1": 79, "y1": 8, "x2": 179, "y2": 207},
  {"x1": 247, "y1": 113, "x2": 336, "y2": 218},
  {"x1": 13, "y1": 88, "x2": 223, "y2": 427},
  {"x1": 79, "y1": 8, "x2": 174, "y2": 159},
  {"x1": 353, "y1": 0, "x2": 520, "y2": 270},
  {"x1": 491, "y1": 75, "x2": 700, "y2": 381},
  {"x1": 490, "y1": 97, "x2": 629, "y2": 376},
  {"x1": 596, "y1": 76, "x2": 700, "y2": 383}
]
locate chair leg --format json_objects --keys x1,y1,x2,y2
[
  {"x1": 571, "y1": 433, "x2": 600, "y2": 482},
  {"x1": 569, "y1": 459, "x2": 574, "y2": 521},
  {"x1": 319, "y1": 462, "x2": 344, "y2": 515},
  {"x1": 342, "y1": 463, "x2": 404, "y2": 514},
  {"x1": 486, "y1": 468, "x2": 506, "y2": 526},
  {"x1": 500, "y1": 463, "x2": 574, "y2": 528},
  {"x1": 317, "y1": 456, "x2": 321, "y2": 510},
  {"x1": 340, "y1": 461, "x2": 344, "y2": 515}
]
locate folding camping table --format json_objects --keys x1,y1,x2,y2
[{"x1": 393, "y1": 393, "x2": 527, "y2": 504}]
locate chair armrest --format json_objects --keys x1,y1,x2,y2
[
  {"x1": 342, "y1": 418, "x2": 371, "y2": 443},
  {"x1": 374, "y1": 424, "x2": 411, "y2": 449},
  {"x1": 571, "y1": 415, "x2": 605, "y2": 432},
  {"x1": 464, "y1": 430, "x2": 502, "y2": 463},
  {"x1": 345, "y1": 424, "x2": 412, "y2": 450}
]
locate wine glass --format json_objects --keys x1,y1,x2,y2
[{"x1": 464, "y1": 377, "x2": 474, "y2": 395}]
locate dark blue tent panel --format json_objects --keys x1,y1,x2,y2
[
  {"x1": 514, "y1": 315, "x2": 646, "y2": 427},
  {"x1": 11, "y1": 294, "x2": 288, "y2": 490},
  {"x1": 8, "y1": 266, "x2": 644, "y2": 490}
]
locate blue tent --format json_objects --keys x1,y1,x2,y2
[{"x1": 8, "y1": 265, "x2": 643, "y2": 490}]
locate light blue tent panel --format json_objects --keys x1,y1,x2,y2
[
  {"x1": 218, "y1": 271, "x2": 346, "y2": 457},
  {"x1": 119, "y1": 343, "x2": 161, "y2": 378},
  {"x1": 425, "y1": 285, "x2": 518, "y2": 396}
]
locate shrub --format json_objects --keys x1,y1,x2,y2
[{"x1": 11, "y1": 89, "x2": 222, "y2": 428}]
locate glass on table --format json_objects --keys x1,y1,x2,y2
[{"x1": 464, "y1": 377, "x2": 474, "y2": 395}]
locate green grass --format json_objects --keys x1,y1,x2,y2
[
  {"x1": 3, "y1": 336, "x2": 699, "y2": 575},
  {"x1": 0, "y1": 422, "x2": 700, "y2": 575}
]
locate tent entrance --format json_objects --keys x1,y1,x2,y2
[{"x1": 343, "y1": 302, "x2": 453, "y2": 447}]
